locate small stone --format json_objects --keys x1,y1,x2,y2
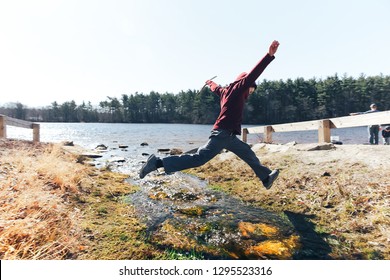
[{"x1": 62, "y1": 140, "x2": 74, "y2": 146}]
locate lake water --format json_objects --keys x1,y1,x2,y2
[
  {"x1": 6, "y1": 122, "x2": 378, "y2": 172},
  {"x1": 6, "y1": 122, "x2": 377, "y2": 148}
]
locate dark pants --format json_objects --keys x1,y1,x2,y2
[
  {"x1": 368, "y1": 125, "x2": 379, "y2": 145},
  {"x1": 162, "y1": 129, "x2": 272, "y2": 181}
]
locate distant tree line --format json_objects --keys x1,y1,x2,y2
[{"x1": 1, "y1": 74, "x2": 389, "y2": 125}]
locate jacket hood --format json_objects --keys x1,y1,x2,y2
[
  {"x1": 235, "y1": 72, "x2": 257, "y2": 89},
  {"x1": 235, "y1": 72, "x2": 248, "y2": 81},
  {"x1": 234, "y1": 72, "x2": 251, "y2": 100}
]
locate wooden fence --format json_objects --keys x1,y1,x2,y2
[
  {"x1": 242, "y1": 110, "x2": 390, "y2": 143},
  {"x1": 0, "y1": 115, "x2": 40, "y2": 143}
]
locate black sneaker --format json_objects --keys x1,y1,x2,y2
[
  {"x1": 262, "y1": 169, "x2": 279, "y2": 190},
  {"x1": 139, "y1": 154, "x2": 158, "y2": 179}
]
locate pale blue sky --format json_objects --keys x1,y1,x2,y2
[{"x1": 1, "y1": 0, "x2": 389, "y2": 107}]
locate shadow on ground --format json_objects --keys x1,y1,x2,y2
[{"x1": 284, "y1": 211, "x2": 332, "y2": 259}]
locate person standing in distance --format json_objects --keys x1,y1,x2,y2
[
  {"x1": 140, "y1": 40, "x2": 280, "y2": 189},
  {"x1": 350, "y1": 103, "x2": 381, "y2": 144}
]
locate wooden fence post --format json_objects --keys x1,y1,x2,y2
[
  {"x1": 264, "y1": 126, "x2": 273, "y2": 143},
  {"x1": 0, "y1": 115, "x2": 6, "y2": 139},
  {"x1": 242, "y1": 128, "x2": 248, "y2": 143},
  {"x1": 32, "y1": 123, "x2": 40, "y2": 143},
  {"x1": 318, "y1": 119, "x2": 331, "y2": 143}
]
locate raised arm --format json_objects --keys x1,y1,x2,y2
[{"x1": 242, "y1": 40, "x2": 280, "y2": 87}]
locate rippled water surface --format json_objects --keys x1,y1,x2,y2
[{"x1": 7, "y1": 122, "x2": 372, "y2": 148}]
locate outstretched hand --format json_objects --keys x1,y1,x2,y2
[
  {"x1": 268, "y1": 40, "x2": 280, "y2": 56},
  {"x1": 204, "y1": 76, "x2": 217, "y2": 87},
  {"x1": 205, "y1": 80, "x2": 213, "y2": 86}
]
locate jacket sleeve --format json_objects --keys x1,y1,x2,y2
[
  {"x1": 207, "y1": 81, "x2": 224, "y2": 97},
  {"x1": 243, "y1": 53, "x2": 275, "y2": 88}
]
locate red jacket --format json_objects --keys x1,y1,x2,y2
[{"x1": 207, "y1": 53, "x2": 275, "y2": 135}]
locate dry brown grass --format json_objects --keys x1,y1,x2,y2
[
  {"x1": 0, "y1": 139, "x2": 92, "y2": 259},
  {"x1": 0, "y1": 139, "x2": 164, "y2": 260}
]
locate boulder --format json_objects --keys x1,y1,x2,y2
[
  {"x1": 119, "y1": 144, "x2": 128, "y2": 149},
  {"x1": 95, "y1": 144, "x2": 108, "y2": 151},
  {"x1": 81, "y1": 152, "x2": 103, "y2": 159},
  {"x1": 62, "y1": 140, "x2": 74, "y2": 146},
  {"x1": 177, "y1": 206, "x2": 205, "y2": 216},
  {"x1": 108, "y1": 156, "x2": 126, "y2": 163},
  {"x1": 295, "y1": 143, "x2": 335, "y2": 151},
  {"x1": 157, "y1": 148, "x2": 170, "y2": 154},
  {"x1": 157, "y1": 148, "x2": 184, "y2": 155},
  {"x1": 170, "y1": 148, "x2": 183, "y2": 155}
]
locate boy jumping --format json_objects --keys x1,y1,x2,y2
[{"x1": 140, "y1": 40, "x2": 280, "y2": 189}]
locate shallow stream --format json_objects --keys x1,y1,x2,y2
[{"x1": 126, "y1": 170, "x2": 302, "y2": 259}]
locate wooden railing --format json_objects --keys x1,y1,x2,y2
[
  {"x1": 0, "y1": 115, "x2": 40, "y2": 143},
  {"x1": 242, "y1": 110, "x2": 390, "y2": 143}
]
